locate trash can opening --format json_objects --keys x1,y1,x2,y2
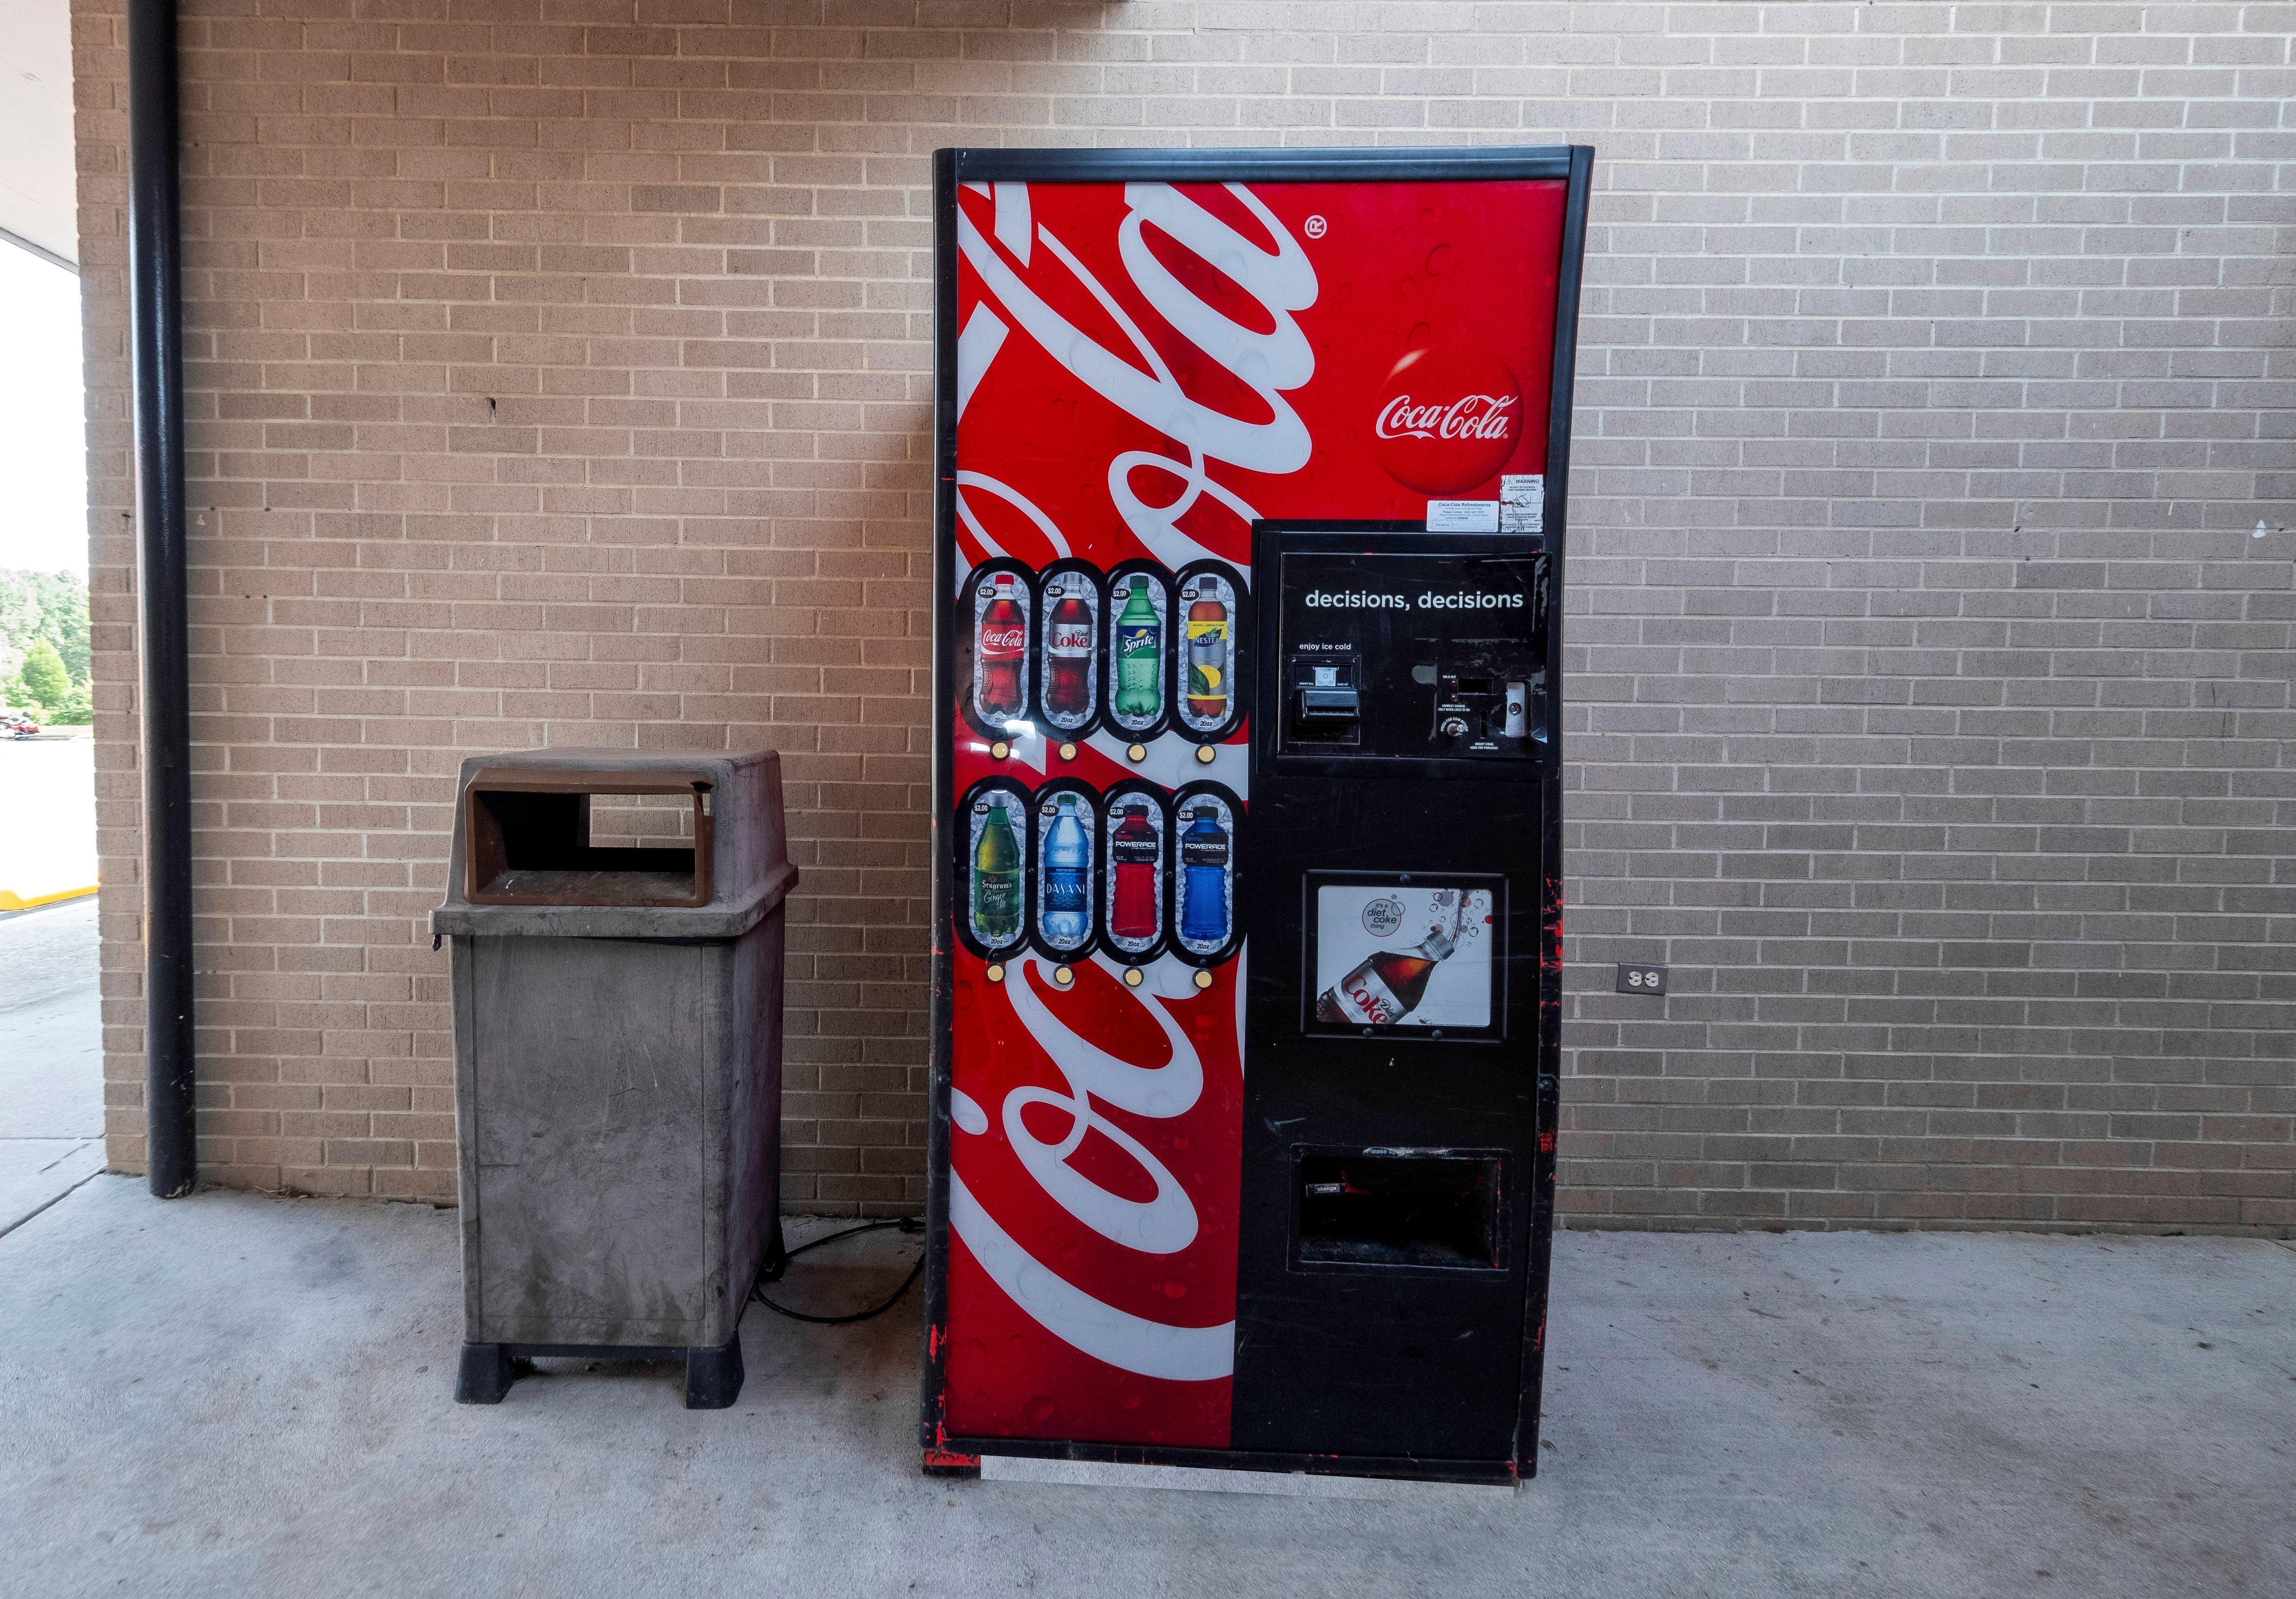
[{"x1": 465, "y1": 769, "x2": 715, "y2": 908}]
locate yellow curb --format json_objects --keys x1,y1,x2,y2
[{"x1": 0, "y1": 883, "x2": 99, "y2": 912}]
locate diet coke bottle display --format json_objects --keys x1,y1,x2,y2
[
  {"x1": 1037, "y1": 791, "x2": 1092, "y2": 949},
  {"x1": 1041, "y1": 573, "x2": 1096, "y2": 727},
  {"x1": 1106, "y1": 800, "x2": 1162, "y2": 948},
  {"x1": 1315, "y1": 893, "x2": 1464, "y2": 1026},
  {"x1": 973, "y1": 571, "x2": 1027, "y2": 723},
  {"x1": 1109, "y1": 574, "x2": 1163, "y2": 729}
]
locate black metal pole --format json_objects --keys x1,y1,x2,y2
[{"x1": 127, "y1": 0, "x2": 196, "y2": 1197}]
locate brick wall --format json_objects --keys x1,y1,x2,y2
[{"x1": 72, "y1": 2, "x2": 2295, "y2": 1228}]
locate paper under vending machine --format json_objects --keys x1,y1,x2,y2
[{"x1": 926, "y1": 146, "x2": 1592, "y2": 1484}]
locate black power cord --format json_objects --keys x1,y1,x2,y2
[{"x1": 750, "y1": 1216, "x2": 925, "y2": 1325}]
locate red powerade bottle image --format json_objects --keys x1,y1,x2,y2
[
  {"x1": 1108, "y1": 802, "x2": 1160, "y2": 941},
  {"x1": 976, "y1": 573, "x2": 1027, "y2": 719},
  {"x1": 1044, "y1": 576, "x2": 1094, "y2": 720}
]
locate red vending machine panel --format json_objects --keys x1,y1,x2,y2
[{"x1": 927, "y1": 146, "x2": 1591, "y2": 1482}]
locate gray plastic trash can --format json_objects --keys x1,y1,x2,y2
[{"x1": 431, "y1": 748, "x2": 795, "y2": 1408}]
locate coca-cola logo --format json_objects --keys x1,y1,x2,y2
[
  {"x1": 1372, "y1": 345, "x2": 1524, "y2": 496},
  {"x1": 1375, "y1": 393, "x2": 1517, "y2": 442},
  {"x1": 953, "y1": 180, "x2": 1317, "y2": 575},
  {"x1": 980, "y1": 625, "x2": 1025, "y2": 654}
]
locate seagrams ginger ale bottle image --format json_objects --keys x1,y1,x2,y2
[
  {"x1": 970, "y1": 797, "x2": 1022, "y2": 945},
  {"x1": 1184, "y1": 579, "x2": 1229, "y2": 723},
  {"x1": 976, "y1": 573, "x2": 1027, "y2": 721},
  {"x1": 1316, "y1": 891, "x2": 1465, "y2": 1026},
  {"x1": 1044, "y1": 575, "x2": 1094, "y2": 721},
  {"x1": 1113, "y1": 575, "x2": 1162, "y2": 720}
]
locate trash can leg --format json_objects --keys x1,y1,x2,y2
[
  {"x1": 455, "y1": 1341, "x2": 517, "y2": 1404},
  {"x1": 685, "y1": 1334, "x2": 744, "y2": 1410}
]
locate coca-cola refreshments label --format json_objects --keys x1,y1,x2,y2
[{"x1": 947, "y1": 176, "x2": 1567, "y2": 1447}]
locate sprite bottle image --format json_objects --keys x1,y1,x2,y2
[
  {"x1": 970, "y1": 798, "x2": 1022, "y2": 945},
  {"x1": 1113, "y1": 576, "x2": 1162, "y2": 720}
]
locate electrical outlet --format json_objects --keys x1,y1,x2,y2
[{"x1": 1616, "y1": 962, "x2": 1666, "y2": 995}]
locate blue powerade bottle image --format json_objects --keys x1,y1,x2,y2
[
  {"x1": 1179, "y1": 804, "x2": 1230, "y2": 945},
  {"x1": 1041, "y1": 792, "x2": 1091, "y2": 945}
]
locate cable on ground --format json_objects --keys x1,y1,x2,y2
[{"x1": 750, "y1": 1216, "x2": 925, "y2": 1325}]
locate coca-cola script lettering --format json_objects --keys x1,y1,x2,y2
[{"x1": 1375, "y1": 393, "x2": 1520, "y2": 442}]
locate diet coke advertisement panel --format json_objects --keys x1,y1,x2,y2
[{"x1": 935, "y1": 158, "x2": 1574, "y2": 1454}]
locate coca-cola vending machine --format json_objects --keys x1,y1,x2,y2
[{"x1": 927, "y1": 146, "x2": 1591, "y2": 1484}]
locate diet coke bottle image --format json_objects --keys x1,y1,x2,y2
[
  {"x1": 1316, "y1": 894, "x2": 1463, "y2": 1026},
  {"x1": 1177, "y1": 803, "x2": 1231, "y2": 947},
  {"x1": 1039, "y1": 792, "x2": 1092, "y2": 947},
  {"x1": 1107, "y1": 801, "x2": 1161, "y2": 944},
  {"x1": 1111, "y1": 575, "x2": 1163, "y2": 724},
  {"x1": 975, "y1": 572, "x2": 1027, "y2": 721},
  {"x1": 1183, "y1": 579, "x2": 1230, "y2": 726},
  {"x1": 1042, "y1": 575, "x2": 1095, "y2": 724}
]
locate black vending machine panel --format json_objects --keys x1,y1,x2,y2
[{"x1": 1231, "y1": 524, "x2": 1561, "y2": 1468}]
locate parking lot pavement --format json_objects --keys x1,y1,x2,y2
[{"x1": 0, "y1": 892, "x2": 103, "y2": 1235}]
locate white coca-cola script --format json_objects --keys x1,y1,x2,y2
[
  {"x1": 952, "y1": 952, "x2": 1242, "y2": 1381},
  {"x1": 952, "y1": 180, "x2": 1310, "y2": 1389},
  {"x1": 1374, "y1": 392, "x2": 1520, "y2": 441}
]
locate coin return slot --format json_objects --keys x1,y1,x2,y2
[
  {"x1": 465, "y1": 773, "x2": 714, "y2": 908},
  {"x1": 1295, "y1": 1152, "x2": 1503, "y2": 1270}
]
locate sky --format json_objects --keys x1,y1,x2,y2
[{"x1": 0, "y1": 241, "x2": 87, "y2": 575}]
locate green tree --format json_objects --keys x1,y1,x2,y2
[
  {"x1": 0, "y1": 570, "x2": 89, "y2": 684},
  {"x1": 19, "y1": 638, "x2": 69, "y2": 710}
]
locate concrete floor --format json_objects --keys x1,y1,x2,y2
[
  {"x1": 2, "y1": 1178, "x2": 2288, "y2": 1598},
  {"x1": 0, "y1": 894, "x2": 103, "y2": 1235}
]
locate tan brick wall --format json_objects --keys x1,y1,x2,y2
[{"x1": 74, "y1": 2, "x2": 2294, "y2": 1227}]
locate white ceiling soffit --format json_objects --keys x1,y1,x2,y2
[{"x1": 0, "y1": 0, "x2": 77, "y2": 268}]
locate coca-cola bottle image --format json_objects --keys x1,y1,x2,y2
[
  {"x1": 977, "y1": 574, "x2": 1026, "y2": 719},
  {"x1": 1044, "y1": 577, "x2": 1093, "y2": 720},
  {"x1": 1108, "y1": 803, "x2": 1159, "y2": 942},
  {"x1": 1113, "y1": 576, "x2": 1161, "y2": 720},
  {"x1": 1040, "y1": 793, "x2": 1090, "y2": 945},
  {"x1": 1184, "y1": 583, "x2": 1228, "y2": 723},
  {"x1": 1177, "y1": 804, "x2": 1229, "y2": 945},
  {"x1": 1316, "y1": 906, "x2": 1459, "y2": 1026},
  {"x1": 970, "y1": 799, "x2": 1021, "y2": 945}
]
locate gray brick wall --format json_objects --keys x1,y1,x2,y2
[
  {"x1": 1558, "y1": 0, "x2": 2296, "y2": 1229},
  {"x1": 70, "y1": 0, "x2": 2294, "y2": 1227}
]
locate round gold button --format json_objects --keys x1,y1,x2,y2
[
  {"x1": 1122, "y1": 966, "x2": 1144, "y2": 987},
  {"x1": 1194, "y1": 744, "x2": 1216, "y2": 765},
  {"x1": 1192, "y1": 969, "x2": 1213, "y2": 990},
  {"x1": 1126, "y1": 743, "x2": 1147, "y2": 763},
  {"x1": 985, "y1": 963, "x2": 1004, "y2": 984},
  {"x1": 990, "y1": 740, "x2": 1010, "y2": 760},
  {"x1": 1059, "y1": 742, "x2": 1077, "y2": 761},
  {"x1": 1053, "y1": 965, "x2": 1074, "y2": 987}
]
